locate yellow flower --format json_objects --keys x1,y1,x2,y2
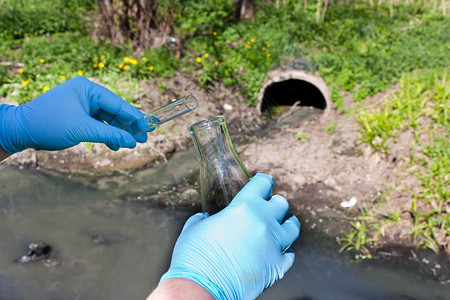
[
  {"x1": 119, "y1": 63, "x2": 124, "y2": 69},
  {"x1": 142, "y1": 57, "x2": 147, "y2": 61},
  {"x1": 77, "y1": 70, "x2": 84, "y2": 76},
  {"x1": 21, "y1": 80, "x2": 30, "y2": 87},
  {"x1": 262, "y1": 47, "x2": 266, "y2": 51},
  {"x1": 43, "y1": 86, "x2": 50, "y2": 92},
  {"x1": 267, "y1": 53, "x2": 271, "y2": 57},
  {"x1": 93, "y1": 64, "x2": 98, "y2": 68},
  {"x1": 267, "y1": 44, "x2": 270, "y2": 48},
  {"x1": 204, "y1": 53, "x2": 209, "y2": 58},
  {"x1": 251, "y1": 39, "x2": 255, "y2": 43},
  {"x1": 103, "y1": 58, "x2": 107, "y2": 62},
  {"x1": 175, "y1": 55, "x2": 179, "y2": 59},
  {"x1": 94, "y1": 57, "x2": 98, "y2": 60},
  {"x1": 196, "y1": 57, "x2": 202, "y2": 63},
  {"x1": 245, "y1": 45, "x2": 251, "y2": 49},
  {"x1": 99, "y1": 62, "x2": 105, "y2": 68},
  {"x1": 130, "y1": 59, "x2": 138, "y2": 65},
  {"x1": 18, "y1": 68, "x2": 24, "y2": 74},
  {"x1": 214, "y1": 61, "x2": 219, "y2": 66},
  {"x1": 246, "y1": 41, "x2": 251, "y2": 45},
  {"x1": 101, "y1": 55, "x2": 106, "y2": 58},
  {"x1": 124, "y1": 65, "x2": 129, "y2": 70},
  {"x1": 124, "y1": 57, "x2": 130, "y2": 62},
  {"x1": 213, "y1": 32, "x2": 217, "y2": 36},
  {"x1": 149, "y1": 66, "x2": 154, "y2": 71},
  {"x1": 40, "y1": 59, "x2": 45, "y2": 63},
  {"x1": 61, "y1": 76, "x2": 66, "y2": 80}
]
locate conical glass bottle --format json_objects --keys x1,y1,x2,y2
[{"x1": 188, "y1": 115, "x2": 250, "y2": 215}]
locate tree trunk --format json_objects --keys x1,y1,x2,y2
[
  {"x1": 316, "y1": 0, "x2": 322, "y2": 22},
  {"x1": 95, "y1": 0, "x2": 173, "y2": 49},
  {"x1": 234, "y1": 0, "x2": 256, "y2": 20}
]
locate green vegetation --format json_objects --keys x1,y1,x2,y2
[
  {"x1": 84, "y1": 142, "x2": 94, "y2": 150},
  {"x1": 1, "y1": 1, "x2": 449, "y2": 107},
  {"x1": 179, "y1": 1, "x2": 450, "y2": 105},
  {"x1": 339, "y1": 206, "x2": 376, "y2": 259},
  {"x1": 0, "y1": 0, "x2": 448, "y2": 256},
  {"x1": 296, "y1": 131, "x2": 307, "y2": 142},
  {"x1": 343, "y1": 69, "x2": 449, "y2": 257},
  {"x1": 357, "y1": 70, "x2": 449, "y2": 152},
  {"x1": 326, "y1": 121, "x2": 337, "y2": 133},
  {"x1": 0, "y1": 0, "x2": 95, "y2": 39}
]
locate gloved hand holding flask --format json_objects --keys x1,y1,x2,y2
[{"x1": 156, "y1": 173, "x2": 301, "y2": 300}]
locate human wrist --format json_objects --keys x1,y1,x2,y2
[
  {"x1": 148, "y1": 278, "x2": 215, "y2": 300},
  {"x1": 0, "y1": 104, "x2": 28, "y2": 154},
  {"x1": 159, "y1": 270, "x2": 228, "y2": 300}
]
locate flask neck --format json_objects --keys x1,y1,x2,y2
[
  {"x1": 189, "y1": 116, "x2": 231, "y2": 159},
  {"x1": 189, "y1": 116, "x2": 249, "y2": 175}
]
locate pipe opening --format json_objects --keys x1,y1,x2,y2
[{"x1": 261, "y1": 79, "x2": 327, "y2": 115}]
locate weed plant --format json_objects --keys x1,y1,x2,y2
[
  {"x1": 0, "y1": 0, "x2": 95, "y2": 39},
  {"x1": 1, "y1": 1, "x2": 449, "y2": 108},
  {"x1": 346, "y1": 69, "x2": 449, "y2": 256},
  {"x1": 178, "y1": 2, "x2": 449, "y2": 105},
  {"x1": 0, "y1": 32, "x2": 180, "y2": 105}
]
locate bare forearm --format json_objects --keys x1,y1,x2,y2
[
  {"x1": 0, "y1": 147, "x2": 11, "y2": 162},
  {"x1": 147, "y1": 278, "x2": 214, "y2": 300}
]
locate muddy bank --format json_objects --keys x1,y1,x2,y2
[
  {"x1": 241, "y1": 87, "x2": 448, "y2": 259},
  {"x1": 2, "y1": 74, "x2": 443, "y2": 256}
]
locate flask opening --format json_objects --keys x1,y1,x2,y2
[{"x1": 188, "y1": 115, "x2": 226, "y2": 133}]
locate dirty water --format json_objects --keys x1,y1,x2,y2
[{"x1": 1, "y1": 158, "x2": 449, "y2": 300}]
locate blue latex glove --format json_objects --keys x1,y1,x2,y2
[
  {"x1": 0, "y1": 77, "x2": 151, "y2": 153},
  {"x1": 160, "y1": 173, "x2": 301, "y2": 300}
]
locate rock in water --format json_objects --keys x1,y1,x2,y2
[{"x1": 17, "y1": 242, "x2": 51, "y2": 263}]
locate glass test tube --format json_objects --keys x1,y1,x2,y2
[{"x1": 122, "y1": 94, "x2": 198, "y2": 136}]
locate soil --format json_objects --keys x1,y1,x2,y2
[{"x1": 1, "y1": 72, "x2": 437, "y2": 254}]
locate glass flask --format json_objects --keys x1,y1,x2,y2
[{"x1": 188, "y1": 115, "x2": 250, "y2": 215}]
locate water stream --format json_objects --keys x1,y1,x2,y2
[
  {"x1": 0, "y1": 108, "x2": 449, "y2": 299},
  {"x1": 1, "y1": 160, "x2": 449, "y2": 300}
]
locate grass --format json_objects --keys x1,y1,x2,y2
[
  {"x1": 357, "y1": 70, "x2": 449, "y2": 152},
  {"x1": 343, "y1": 69, "x2": 449, "y2": 256},
  {"x1": 0, "y1": 0, "x2": 95, "y2": 39},
  {"x1": 296, "y1": 131, "x2": 307, "y2": 142},
  {"x1": 0, "y1": 0, "x2": 448, "y2": 256},
  {"x1": 0, "y1": 32, "x2": 179, "y2": 105},
  {"x1": 326, "y1": 121, "x2": 337, "y2": 133},
  {"x1": 1, "y1": 2, "x2": 449, "y2": 108}
]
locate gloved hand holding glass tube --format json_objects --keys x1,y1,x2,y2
[
  {"x1": 0, "y1": 77, "x2": 149, "y2": 153},
  {"x1": 0, "y1": 77, "x2": 197, "y2": 153}
]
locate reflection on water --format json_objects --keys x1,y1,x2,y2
[{"x1": 1, "y1": 164, "x2": 449, "y2": 300}]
